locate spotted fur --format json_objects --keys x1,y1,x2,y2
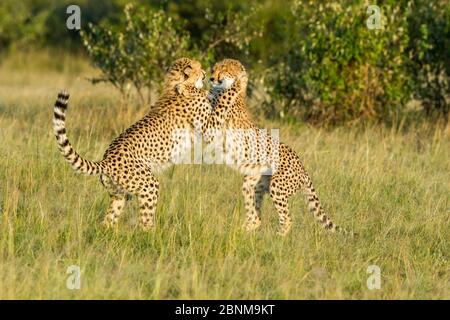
[
  {"x1": 206, "y1": 59, "x2": 349, "y2": 235},
  {"x1": 53, "y1": 58, "x2": 212, "y2": 230}
]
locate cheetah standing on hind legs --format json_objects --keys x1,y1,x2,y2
[
  {"x1": 53, "y1": 58, "x2": 234, "y2": 231},
  {"x1": 206, "y1": 59, "x2": 351, "y2": 236}
]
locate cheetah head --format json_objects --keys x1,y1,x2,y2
[
  {"x1": 210, "y1": 59, "x2": 248, "y2": 93},
  {"x1": 164, "y1": 58, "x2": 206, "y2": 95}
]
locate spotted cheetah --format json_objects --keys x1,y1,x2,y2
[
  {"x1": 53, "y1": 58, "x2": 217, "y2": 230},
  {"x1": 206, "y1": 59, "x2": 347, "y2": 235}
]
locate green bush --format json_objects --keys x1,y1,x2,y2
[
  {"x1": 81, "y1": 4, "x2": 191, "y2": 105},
  {"x1": 263, "y1": 0, "x2": 449, "y2": 124},
  {"x1": 0, "y1": 0, "x2": 50, "y2": 53},
  {"x1": 0, "y1": 0, "x2": 126, "y2": 54},
  {"x1": 81, "y1": 2, "x2": 262, "y2": 105},
  {"x1": 407, "y1": 0, "x2": 450, "y2": 117},
  {"x1": 199, "y1": 6, "x2": 263, "y2": 66},
  {"x1": 265, "y1": 0, "x2": 413, "y2": 125}
]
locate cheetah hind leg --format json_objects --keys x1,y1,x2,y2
[
  {"x1": 137, "y1": 175, "x2": 159, "y2": 231},
  {"x1": 269, "y1": 177, "x2": 293, "y2": 236},
  {"x1": 100, "y1": 174, "x2": 127, "y2": 229},
  {"x1": 100, "y1": 172, "x2": 160, "y2": 231},
  {"x1": 103, "y1": 193, "x2": 127, "y2": 228},
  {"x1": 242, "y1": 174, "x2": 270, "y2": 232}
]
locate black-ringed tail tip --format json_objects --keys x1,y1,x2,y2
[
  {"x1": 53, "y1": 90, "x2": 70, "y2": 125},
  {"x1": 53, "y1": 90, "x2": 104, "y2": 176},
  {"x1": 56, "y1": 90, "x2": 70, "y2": 102}
]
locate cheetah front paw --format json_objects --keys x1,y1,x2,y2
[
  {"x1": 102, "y1": 216, "x2": 119, "y2": 229},
  {"x1": 243, "y1": 218, "x2": 261, "y2": 232},
  {"x1": 276, "y1": 225, "x2": 292, "y2": 236},
  {"x1": 140, "y1": 217, "x2": 155, "y2": 231},
  {"x1": 140, "y1": 224, "x2": 155, "y2": 232}
]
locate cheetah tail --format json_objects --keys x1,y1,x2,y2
[
  {"x1": 304, "y1": 175, "x2": 350, "y2": 236},
  {"x1": 53, "y1": 90, "x2": 103, "y2": 176}
]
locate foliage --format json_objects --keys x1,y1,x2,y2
[
  {"x1": 80, "y1": 2, "x2": 262, "y2": 105},
  {"x1": 0, "y1": 0, "x2": 127, "y2": 54},
  {"x1": 407, "y1": 0, "x2": 450, "y2": 117},
  {"x1": 0, "y1": 0, "x2": 50, "y2": 53},
  {"x1": 198, "y1": 6, "x2": 263, "y2": 66},
  {"x1": 265, "y1": 0, "x2": 413, "y2": 125},
  {"x1": 81, "y1": 4, "x2": 191, "y2": 105}
]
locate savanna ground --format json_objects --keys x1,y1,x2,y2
[{"x1": 0, "y1": 52, "x2": 448, "y2": 299}]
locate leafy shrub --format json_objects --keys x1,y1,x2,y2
[
  {"x1": 407, "y1": 0, "x2": 449, "y2": 117},
  {"x1": 265, "y1": 0, "x2": 413, "y2": 125},
  {"x1": 81, "y1": 4, "x2": 191, "y2": 105},
  {"x1": 199, "y1": 6, "x2": 263, "y2": 66},
  {"x1": 0, "y1": 0, "x2": 50, "y2": 53},
  {"x1": 81, "y1": 3, "x2": 262, "y2": 105}
]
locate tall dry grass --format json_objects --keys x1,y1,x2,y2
[{"x1": 0, "y1": 52, "x2": 448, "y2": 299}]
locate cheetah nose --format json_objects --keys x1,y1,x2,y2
[
  {"x1": 209, "y1": 77, "x2": 214, "y2": 82},
  {"x1": 218, "y1": 79, "x2": 223, "y2": 84}
]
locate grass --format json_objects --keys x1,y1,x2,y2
[{"x1": 0, "y1": 52, "x2": 449, "y2": 299}]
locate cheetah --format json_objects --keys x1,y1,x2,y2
[
  {"x1": 205, "y1": 59, "x2": 348, "y2": 235},
  {"x1": 53, "y1": 58, "x2": 221, "y2": 231}
]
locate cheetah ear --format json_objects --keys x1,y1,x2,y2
[{"x1": 183, "y1": 66, "x2": 193, "y2": 79}]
